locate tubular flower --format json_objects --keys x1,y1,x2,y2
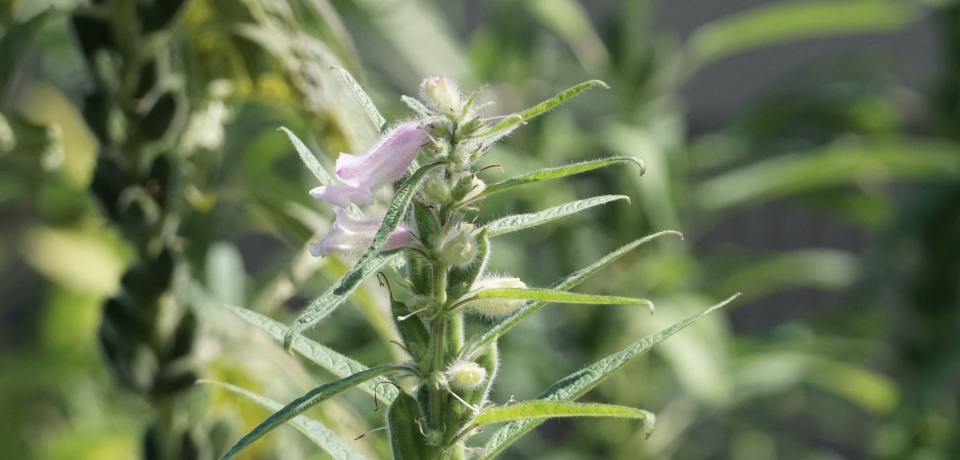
[
  {"x1": 310, "y1": 121, "x2": 428, "y2": 207},
  {"x1": 310, "y1": 207, "x2": 414, "y2": 257}
]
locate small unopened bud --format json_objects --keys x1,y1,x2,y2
[
  {"x1": 462, "y1": 177, "x2": 485, "y2": 202},
  {"x1": 451, "y1": 175, "x2": 485, "y2": 201},
  {"x1": 468, "y1": 277, "x2": 527, "y2": 317},
  {"x1": 439, "y1": 230, "x2": 478, "y2": 267},
  {"x1": 445, "y1": 361, "x2": 487, "y2": 390},
  {"x1": 421, "y1": 76, "x2": 463, "y2": 115},
  {"x1": 422, "y1": 171, "x2": 451, "y2": 205}
]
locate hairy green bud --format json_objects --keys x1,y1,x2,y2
[{"x1": 439, "y1": 230, "x2": 478, "y2": 267}]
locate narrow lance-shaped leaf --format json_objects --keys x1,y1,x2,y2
[
  {"x1": 387, "y1": 391, "x2": 435, "y2": 459},
  {"x1": 467, "y1": 401, "x2": 653, "y2": 437},
  {"x1": 686, "y1": 0, "x2": 920, "y2": 70},
  {"x1": 201, "y1": 380, "x2": 369, "y2": 460},
  {"x1": 458, "y1": 288, "x2": 653, "y2": 313},
  {"x1": 332, "y1": 65, "x2": 387, "y2": 132},
  {"x1": 222, "y1": 304, "x2": 397, "y2": 401},
  {"x1": 486, "y1": 80, "x2": 608, "y2": 133},
  {"x1": 279, "y1": 127, "x2": 337, "y2": 186},
  {"x1": 219, "y1": 364, "x2": 416, "y2": 460},
  {"x1": 283, "y1": 249, "x2": 402, "y2": 352},
  {"x1": 401, "y1": 95, "x2": 432, "y2": 118},
  {"x1": 464, "y1": 231, "x2": 683, "y2": 356},
  {"x1": 483, "y1": 195, "x2": 629, "y2": 237},
  {"x1": 480, "y1": 293, "x2": 741, "y2": 459},
  {"x1": 284, "y1": 163, "x2": 442, "y2": 351},
  {"x1": 456, "y1": 156, "x2": 645, "y2": 207}
]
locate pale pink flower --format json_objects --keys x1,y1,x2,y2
[
  {"x1": 310, "y1": 121, "x2": 428, "y2": 207},
  {"x1": 310, "y1": 207, "x2": 414, "y2": 257}
]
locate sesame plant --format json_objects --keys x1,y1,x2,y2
[{"x1": 210, "y1": 73, "x2": 739, "y2": 460}]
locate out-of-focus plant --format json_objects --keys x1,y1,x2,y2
[{"x1": 206, "y1": 72, "x2": 740, "y2": 459}]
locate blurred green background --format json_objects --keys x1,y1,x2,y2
[{"x1": 2, "y1": 0, "x2": 959, "y2": 459}]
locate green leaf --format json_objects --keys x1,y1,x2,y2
[
  {"x1": 459, "y1": 288, "x2": 653, "y2": 312},
  {"x1": 470, "y1": 401, "x2": 653, "y2": 434},
  {"x1": 332, "y1": 66, "x2": 387, "y2": 132},
  {"x1": 206, "y1": 242, "x2": 246, "y2": 307},
  {"x1": 283, "y1": 249, "x2": 402, "y2": 352},
  {"x1": 447, "y1": 229, "x2": 489, "y2": 300},
  {"x1": 0, "y1": 10, "x2": 54, "y2": 97},
  {"x1": 694, "y1": 140, "x2": 960, "y2": 212},
  {"x1": 687, "y1": 0, "x2": 921, "y2": 69},
  {"x1": 217, "y1": 364, "x2": 415, "y2": 460},
  {"x1": 401, "y1": 95, "x2": 432, "y2": 118},
  {"x1": 465, "y1": 231, "x2": 683, "y2": 355},
  {"x1": 480, "y1": 294, "x2": 740, "y2": 459},
  {"x1": 484, "y1": 195, "x2": 629, "y2": 237},
  {"x1": 201, "y1": 380, "x2": 370, "y2": 460},
  {"x1": 457, "y1": 156, "x2": 645, "y2": 207},
  {"x1": 283, "y1": 163, "x2": 442, "y2": 351},
  {"x1": 486, "y1": 80, "x2": 608, "y2": 133},
  {"x1": 222, "y1": 304, "x2": 396, "y2": 401},
  {"x1": 278, "y1": 127, "x2": 337, "y2": 186},
  {"x1": 387, "y1": 391, "x2": 435, "y2": 459}
]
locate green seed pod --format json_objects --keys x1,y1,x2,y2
[
  {"x1": 445, "y1": 361, "x2": 487, "y2": 390},
  {"x1": 438, "y1": 230, "x2": 478, "y2": 267},
  {"x1": 447, "y1": 229, "x2": 488, "y2": 300},
  {"x1": 467, "y1": 277, "x2": 527, "y2": 317},
  {"x1": 451, "y1": 342, "x2": 499, "y2": 429},
  {"x1": 422, "y1": 171, "x2": 451, "y2": 205},
  {"x1": 391, "y1": 299, "x2": 430, "y2": 365},
  {"x1": 413, "y1": 203, "x2": 442, "y2": 246},
  {"x1": 387, "y1": 391, "x2": 434, "y2": 459}
]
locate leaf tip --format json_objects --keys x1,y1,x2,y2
[{"x1": 282, "y1": 332, "x2": 296, "y2": 354}]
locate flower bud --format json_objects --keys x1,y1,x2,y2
[
  {"x1": 445, "y1": 361, "x2": 487, "y2": 390},
  {"x1": 438, "y1": 230, "x2": 477, "y2": 267},
  {"x1": 451, "y1": 175, "x2": 485, "y2": 201},
  {"x1": 420, "y1": 76, "x2": 463, "y2": 115},
  {"x1": 467, "y1": 277, "x2": 527, "y2": 317},
  {"x1": 422, "y1": 171, "x2": 451, "y2": 205}
]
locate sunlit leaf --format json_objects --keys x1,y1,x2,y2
[
  {"x1": 459, "y1": 288, "x2": 653, "y2": 312},
  {"x1": 464, "y1": 231, "x2": 683, "y2": 355},
  {"x1": 470, "y1": 401, "x2": 653, "y2": 435},
  {"x1": 202, "y1": 380, "x2": 369, "y2": 460},
  {"x1": 458, "y1": 156, "x2": 645, "y2": 207},
  {"x1": 480, "y1": 294, "x2": 740, "y2": 458},
  {"x1": 279, "y1": 127, "x2": 337, "y2": 186},
  {"x1": 332, "y1": 66, "x2": 388, "y2": 132},
  {"x1": 222, "y1": 304, "x2": 397, "y2": 401},
  {"x1": 216, "y1": 364, "x2": 415, "y2": 460},
  {"x1": 484, "y1": 195, "x2": 628, "y2": 237}
]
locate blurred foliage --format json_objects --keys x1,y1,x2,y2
[{"x1": 1, "y1": 0, "x2": 958, "y2": 459}]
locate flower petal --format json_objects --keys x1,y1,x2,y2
[
  {"x1": 335, "y1": 121, "x2": 428, "y2": 189},
  {"x1": 309, "y1": 184, "x2": 374, "y2": 207}
]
